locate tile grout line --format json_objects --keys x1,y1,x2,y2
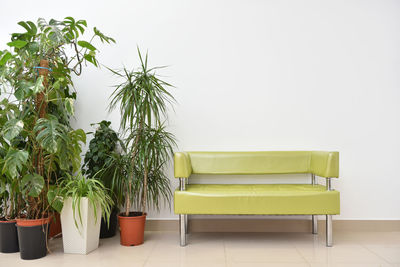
[
  {"x1": 361, "y1": 243, "x2": 393, "y2": 266},
  {"x1": 294, "y1": 243, "x2": 312, "y2": 267},
  {"x1": 142, "y1": 237, "x2": 159, "y2": 267}
]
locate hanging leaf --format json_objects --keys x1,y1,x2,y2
[
  {"x1": 32, "y1": 76, "x2": 44, "y2": 94},
  {"x1": 47, "y1": 187, "x2": 63, "y2": 212},
  {"x1": 2, "y1": 148, "x2": 29, "y2": 178},
  {"x1": 93, "y1": 27, "x2": 115, "y2": 44},
  {"x1": 0, "y1": 179, "x2": 6, "y2": 194},
  {"x1": 7, "y1": 40, "x2": 28, "y2": 49},
  {"x1": 64, "y1": 97, "x2": 74, "y2": 115},
  {"x1": 21, "y1": 173, "x2": 44, "y2": 197},
  {"x1": 77, "y1": 40, "x2": 96, "y2": 51},
  {"x1": 83, "y1": 53, "x2": 98, "y2": 67},
  {"x1": 34, "y1": 117, "x2": 68, "y2": 154},
  {"x1": 0, "y1": 51, "x2": 12, "y2": 66},
  {"x1": 17, "y1": 21, "x2": 37, "y2": 36},
  {"x1": 1, "y1": 119, "x2": 24, "y2": 141},
  {"x1": 14, "y1": 80, "x2": 35, "y2": 100}
]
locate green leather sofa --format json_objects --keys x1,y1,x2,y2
[{"x1": 174, "y1": 151, "x2": 339, "y2": 247}]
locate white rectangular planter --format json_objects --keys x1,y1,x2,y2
[{"x1": 60, "y1": 197, "x2": 101, "y2": 254}]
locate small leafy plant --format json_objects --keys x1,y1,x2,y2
[
  {"x1": 83, "y1": 120, "x2": 122, "y2": 208},
  {"x1": 56, "y1": 172, "x2": 114, "y2": 228},
  {"x1": 83, "y1": 120, "x2": 120, "y2": 181}
]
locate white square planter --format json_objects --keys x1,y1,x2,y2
[{"x1": 60, "y1": 197, "x2": 101, "y2": 254}]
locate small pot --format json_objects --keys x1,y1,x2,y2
[
  {"x1": 100, "y1": 208, "x2": 118, "y2": 239},
  {"x1": 0, "y1": 220, "x2": 19, "y2": 253},
  {"x1": 118, "y1": 212, "x2": 146, "y2": 246},
  {"x1": 16, "y1": 219, "x2": 49, "y2": 260}
]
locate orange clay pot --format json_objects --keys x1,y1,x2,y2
[
  {"x1": 118, "y1": 212, "x2": 146, "y2": 246},
  {"x1": 16, "y1": 217, "x2": 51, "y2": 227}
]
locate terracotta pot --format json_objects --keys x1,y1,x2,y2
[
  {"x1": 16, "y1": 217, "x2": 51, "y2": 227},
  {"x1": 118, "y1": 212, "x2": 146, "y2": 246},
  {"x1": 49, "y1": 213, "x2": 62, "y2": 238}
]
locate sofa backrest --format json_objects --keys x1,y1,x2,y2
[{"x1": 174, "y1": 151, "x2": 339, "y2": 178}]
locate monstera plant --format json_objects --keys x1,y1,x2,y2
[{"x1": 0, "y1": 17, "x2": 114, "y2": 259}]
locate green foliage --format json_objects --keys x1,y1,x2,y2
[
  {"x1": 109, "y1": 49, "x2": 176, "y2": 214},
  {"x1": 0, "y1": 17, "x2": 113, "y2": 220},
  {"x1": 20, "y1": 173, "x2": 44, "y2": 197},
  {"x1": 127, "y1": 124, "x2": 176, "y2": 211},
  {"x1": 2, "y1": 148, "x2": 29, "y2": 178},
  {"x1": 83, "y1": 121, "x2": 119, "y2": 177},
  {"x1": 56, "y1": 172, "x2": 114, "y2": 229},
  {"x1": 83, "y1": 121, "x2": 122, "y2": 207},
  {"x1": 34, "y1": 116, "x2": 69, "y2": 154},
  {"x1": 47, "y1": 186, "x2": 63, "y2": 214},
  {"x1": 109, "y1": 48, "x2": 175, "y2": 131},
  {"x1": 1, "y1": 119, "x2": 24, "y2": 142}
]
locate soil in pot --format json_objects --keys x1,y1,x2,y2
[
  {"x1": 118, "y1": 212, "x2": 146, "y2": 246},
  {"x1": 100, "y1": 208, "x2": 118, "y2": 239},
  {"x1": 0, "y1": 220, "x2": 19, "y2": 253}
]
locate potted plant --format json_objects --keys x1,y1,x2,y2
[
  {"x1": 55, "y1": 172, "x2": 113, "y2": 254},
  {"x1": 0, "y1": 111, "x2": 21, "y2": 253},
  {"x1": 82, "y1": 120, "x2": 122, "y2": 238},
  {"x1": 0, "y1": 17, "x2": 114, "y2": 259},
  {"x1": 108, "y1": 49, "x2": 176, "y2": 246}
]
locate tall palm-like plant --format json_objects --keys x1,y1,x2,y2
[{"x1": 109, "y1": 48, "x2": 175, "y2": 217}]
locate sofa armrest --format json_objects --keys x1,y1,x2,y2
[
  {"x1": 311, "y1": 151, "x2": 339, "y2": 178},
  {"x1": 174, "y1": 152, "x2": 192, "y2": 178}
]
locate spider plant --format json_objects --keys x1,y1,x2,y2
[
  {"x1": 57, "y1": 172, "x2": 113, "y2": 228},
  {"x1": 108, "y1": 48, "x2": 176, "y2": 216}
]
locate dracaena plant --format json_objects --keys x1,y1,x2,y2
[
  {"x1": 0, "y1": 17, "x2": 114, "y2": 220},
  {"x1": 108, "y1": 49, "x2": 176, "y2": 216}
]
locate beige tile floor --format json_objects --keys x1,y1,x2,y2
[{"x1": 1, "y1": 231, "x2": 399, "y2": 266}]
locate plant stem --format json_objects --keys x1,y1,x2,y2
[
  {"x1": 125, "y1": 180, "x2": 131, "y2": 216},
  {"x1": 142, "y1": 162, "x2": 148, "y2": 214}
]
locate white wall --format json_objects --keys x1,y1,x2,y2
[{"x1": 1, "y1": 0, "x2": 399, "y2": 220}]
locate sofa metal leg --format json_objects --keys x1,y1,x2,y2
[
  {"x1": 185, "y1": 214, "x2": 188, "y2": 234},
  {"x1": 312, "y1": 215, "x2": 318, "y2": 234},
  {"x1": 180, "y1": 214, "x2": 186, "y2": 246},
  {"x1": 326, "y1": 215, "x2": 333, "y2": 247}
]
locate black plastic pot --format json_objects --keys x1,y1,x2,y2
[
  {"x1": 0, "y1": 221, "x2": 19, "y2": 253},
  {"x1": 100, "y1": 208, "x2": 118, "y2": 239},
  {"x1": 16, "y1": 224, "x2": 48, "y2": 260}
]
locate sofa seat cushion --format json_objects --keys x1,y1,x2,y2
[{"x1": 174, "y1": 184, "x2": 340, "y2": 215}]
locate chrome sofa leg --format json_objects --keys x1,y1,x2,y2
[
  {"x1": 180, "y1": 214, "x2": 186, "y2": 246},
  {"x1": 326, "y1": 215, "x2": 333, "y2": 247},
  {"x1": 312, "y1": 215, "x2": 318, "y2": 234},
  {"x1": 185, "y1": 214, "x2": 188, "y2": 234}
]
